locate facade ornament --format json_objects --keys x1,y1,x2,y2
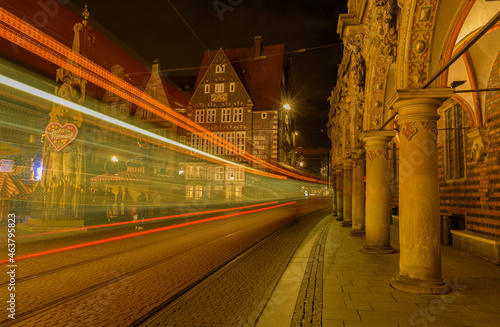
[
  {"x1": 365, "y1": 0, "x2": 398, "y2": 60},
  {"x1": 467, "y1": 127, "x2": 489, "y2": 163}
]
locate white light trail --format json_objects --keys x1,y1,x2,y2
[{"x1": 0, "y1": 74, "x2": 279, "y2": 176}]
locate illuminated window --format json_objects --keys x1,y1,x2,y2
[
  {"x1": 261, "y1": 112, "x2": 267, "y2": 119},
  {"x1": 186, "y1": 167, "x2": 194, "y2": 179},
  {"x1": 235, "y1": 167, "x2": 244, "y2": 180},
  {"x1": 226, "y1": 132, "x2": 235, "y2": 154},
  {"x1": 204, "y1": 84, "x2": 210, "y2": 93},
  {"x1": 226, "y1": 166, "x2": 235, "y2": 180},
  {"x1": 207, "y1": 109, "x2": 216, "y2": 123},
  {"x1": 215, "y1": 83, "x2": 224, "y2": 93},
  {"x1": 195, "y1": 166, "x2": 204, "y2": 179},
  {"x1": 141, "y1": 109, "x2": 147, "y2": 119},
  {"x1": 215, "y1": 167, "x2": 224, "y2": 180},
  {"x1": 233, "y1": 108, "x2": 243, "y2": 122},
  {"x1": 186, "y1": 185, "x2": 194, "y2": 199},
  {"x1": 230, "y1": 83, "x2": 235, "y2": 92},
  {"x1": 215, "y1": 132, "x2": 224, "y2": 154},
  {"x1": 236, "y1": 132, "x2": 245, "y2": 153},
  {"x1": 216, "y1": 65, "x2": 225, "y2": 73},
  {"x1": 195, "y1": 110, "x2": 204, "y2": 123},
  {"x1": 195, "y1": 185, "x2": 203, "y2": 199},
  {"x1": 445, "y1": 104, "x2": 466, "y2": 180},
  {"x1": 207, "y1": 166, "x2": 214, "y2": 180},
  {"x1": 222, "y1": 109, "x2": 231, "y2": 122}
]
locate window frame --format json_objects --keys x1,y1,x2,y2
[{"x1": 444, "y1": 103, "x2": 466, "y2": 182}]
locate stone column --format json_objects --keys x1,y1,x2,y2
[
  {"x1": 390, "y1": 89, "x2": 453, "y2": 294},
  {"x1": 331, "y1": 168, "x2": 337, "y2": 216},
  {"x1": 350, "y1": 149, "x2": 365, "y2": 235},
  {"x1": 335, "y1": 165, "x2": 343, "y2": 221},
  {"x1": 342, "y1": 159, "x2": 353, "y2": 227},
  {"x1": 360, "y1": 131, "x2": 396, "y2": 254}
]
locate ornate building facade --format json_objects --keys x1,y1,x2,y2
[
  {"x1": 183, "y1": 37, "x2": 296, "y2": 201},
  {"x1": 328, "y1": 0, "x2": 500, "y2": 294}
]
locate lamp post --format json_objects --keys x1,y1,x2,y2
[{"x1": 230, "y1": 175, "x2": 235, "y2": 201}]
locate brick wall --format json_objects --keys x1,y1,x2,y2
[{"x1": 437, "y1": 49, "x2": 500, "y2": 239}]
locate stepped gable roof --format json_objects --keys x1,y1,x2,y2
[{"x1": 194, "y1": 44, "x2": 284, "y2": 111}]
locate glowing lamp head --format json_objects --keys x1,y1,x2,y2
[
  {"x1": 283, "y1": 104, "x2": 291, "y2": 110},
  {"x1": 111, "y1": 156, "x2": 118, "y2": 162}
]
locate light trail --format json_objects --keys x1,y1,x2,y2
[
  {"x1": 0, "y1": 6, "x2": 325, "y2": 183},
  {"x1": 0, "y1": 74, "x2": 283, "y2": 178},
  {"x1": 14, "y1": 201, "x2": 279, "y2": 239},
  {"x1": 0, "y1": 201, "x2": 296, "y2": 264}
]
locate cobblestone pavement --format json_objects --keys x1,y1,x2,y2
[
  {"x1": 0, "y1": 198, "x2": 331, "y2": 326},
  {"x1": 140, "y1": 207, "x2": 333, "y2": 327}
]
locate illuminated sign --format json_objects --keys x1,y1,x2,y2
[{"x1": 45, "y1": 123, "x2": 78, "y2": 151}]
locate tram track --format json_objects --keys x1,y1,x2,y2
[{"x1": 1, "y1": 200, "x2": 317, "y2": 326}]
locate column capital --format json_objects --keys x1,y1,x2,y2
[
  {"x1": 342, "y1": 158, "x2": 352, "y2": 166},
  {"x1": 388, "y1": 89, "x2": 454, "y2": 125},
  {"x1": 386, "y1": 88, "x2": 454, "y2": 111},
  {"x1": 360, "y1": 131, "x2": 396, "y2": 147}
]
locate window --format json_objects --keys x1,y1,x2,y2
[
  {"x1": 207, "y1": 166, "x2": 214, "y2": 180},
  {"x1": 226, "y1": 132, "x2": 235, "y2": 154},
  {"x1": 261, "y1": 112, "x2": 267, "y2": 119},
  {"x1": 195, "y1": 110, "x2": 204, "y2": 123},
  {"x1": 235, "y1": 167, "x2": 244, "y2": 180},
  {"x1": 207, "y1": 109, "x2": 216, "y2": 123},
  {"x1": 226, "y1": 166, "x2": 235, "y2": 181},
  {"x1": 215, "y1": 167, "x2": 224, "y2": 180},
  {"x1": 233, "y1": 108, "x2": 243, "y2": 122},
  {"x1": 215, "y1": 83, "x2": 224, "y2": 93},
  {"x1": 149, "y1": 85, "x2": 157, "y2": 98},
  {"x1": 216, "y1": 65, "x2": 225, "y2": 73},
  {"x1": 179, "y1": 136, "x2": 186, "y2": 144},
  {"x1": 195, "y1": 166, "x2": 204, "y2": 179},
  {"x1": 204, "y1": 84, "x2": 210, "y2": 93},
  {"x1": 141, "y1": 109, "x2": 147, "y2": 119},
  {"x1": 191, "y1": 134, "x2": 199, "y2": 150},
  {"x1": 195, "y1": 185, "x2": 203, "y2": 200},
  {"x1": 445, "y1": 104, "x2": 466, "y2": 180},
  {"x1": 119, "y1": 103, "x2": 128, "y2": 117},
  {"x1": 215, "y1": 132, "x2": 224, "y2": 154},
  {"x1": 186, "y1": 167, "x2": 194, "y2": 179},
  {"x1": 236, "y1": 132, "x2": 245, "y2": 153},
  {"x1": 186, "y1": 185, "x2": 194, "y2": 199},
  {"x1": 230, "y1": 83, "x2": 235, "y2": 92},
  {"x1": 222, "y1": 109, "x2": 231, "y2": 122}
]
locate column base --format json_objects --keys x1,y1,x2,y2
[
  {"x1": 360, "y1": 245, "x2": 397, "y2": 254},
  {"x1": 350, "y1": 229, "x2": 365, "y2": 236},
  {"x1": 341, "y1": 221, "x2": 352, "y2": 227},
  {"x1": 336, "y1": 216, "x2": 343, "y2": 221},
  {"x1": 391, "y1": 274, "x2": 451, "y2": 295}
]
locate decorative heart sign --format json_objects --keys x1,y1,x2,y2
[{"x1": 45, "y1": 123, "x2": 78, "y2": 151}]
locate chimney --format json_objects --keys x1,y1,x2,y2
[{"x1": 254, "y1": 36, "x2": 262, "y2": 58}]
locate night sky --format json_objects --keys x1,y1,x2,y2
[{"x1": 67, "y1": 0, "x2": 346, "y2": 161}]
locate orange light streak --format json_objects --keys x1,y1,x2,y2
[
  {"x1": 15, "y1": 201, "x2": 279, "y2": 239},
  {"x1": 0, "y1": 7, "x2": 324, "y2": 184},
  {"x1": 0, "y1": 201, "x2": 296, "y2": 264}
]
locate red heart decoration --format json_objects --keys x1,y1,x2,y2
[{"x1": 45, "y1": 123, "x2": 78, "y2": 151}]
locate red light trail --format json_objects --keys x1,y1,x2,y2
[{"x1": 0, "y1": 201, "x2": 296, "y2": 264}]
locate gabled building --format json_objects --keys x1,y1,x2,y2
[{"x1": 182, "y1": 37, "x2": 296, "y2": 201}]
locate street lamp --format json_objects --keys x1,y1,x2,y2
[
  {"x1": 230, "y1": 175, "x2": 235, "y2": 201},
  {"x1": 283, "y1": 104, "x2": 291, "y2": 110}
]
